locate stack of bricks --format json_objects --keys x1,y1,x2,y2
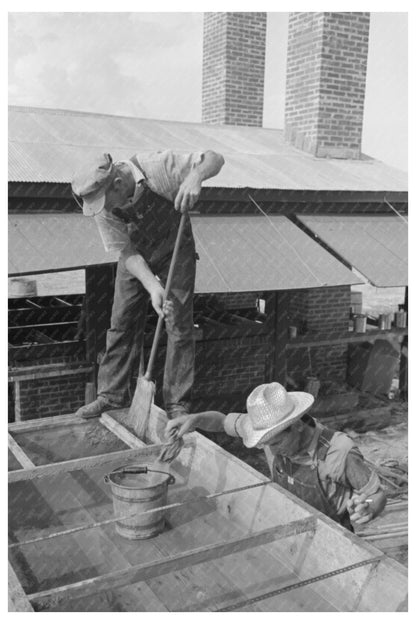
[
  {"x1": 202, "y1": 12, "x2": 267, "y2": 126},
  {"x1": 285, "y1": 12, "x2": 370, "y2": 158}
]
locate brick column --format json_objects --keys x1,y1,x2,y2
[{"x1": 202, "y1": 12, "x2": 267, "y2": 126}]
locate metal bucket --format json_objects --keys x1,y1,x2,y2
[
  {"x1": 354, "y1": 314, "x2": 367, "y2": 333},
  {"x1": 104, "y1": 465, "x2": 175, "y2": 540}
]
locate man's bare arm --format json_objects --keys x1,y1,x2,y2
[
  {"x1": 124, "y1": 254, "x2": 165, "y2": 317},
  {"x1": 174, "y1": 151, "x2": 225, "y2": 212}
]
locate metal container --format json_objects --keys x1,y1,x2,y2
[
  {"x1": 105, "y1": 465, "x2": 175, "y2": 540},
  {"x1": 395, "y1": 310, "x2": 407, "y2": 328},
  {"x1": 378, "y1": 313, "x2": 391, "y2": 330},
  {"x1": 354, "y1": 314, "x2": 367, "y2": 333}
]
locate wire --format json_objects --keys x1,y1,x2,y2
[
  {"x1": 248, "y1": 195, "x2": 325, "y2": 286},
  {"x1": 384, "y1": 198, "x2": 408, "y2": 225}
]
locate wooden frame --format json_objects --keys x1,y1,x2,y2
[{"x1": 8, "y1": 405, "x2": 408, "y2": 612}]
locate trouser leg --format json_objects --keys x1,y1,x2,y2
[
  {"x1": 97, "y1": 256, "x2": 148, "y2": 406},
  {"x1": 157, "y1": 246, "x2": 196, "y2": 416}
]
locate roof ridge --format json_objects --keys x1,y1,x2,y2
[{"x1": 7, "y1": 105, "x2": 284, "y2": 133}]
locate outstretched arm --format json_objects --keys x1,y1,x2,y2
[
  {"x1": 174, "y1": 151, "x2": 225, "y2": 212},
  {"x1": 165, "y1": 411, "x2": 227, "y2": 439}
]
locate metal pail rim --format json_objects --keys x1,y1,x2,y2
[{"x1": 104, "y1": 464, "x2": 175, "y2": 489}]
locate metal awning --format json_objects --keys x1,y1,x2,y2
[
  {"x1": 8, "y1": 214, "x2": 119, "y2": 275},
  {"x1": 298, "y1": 215, "x2": 408, "y2": 287},
  {"x1": 192, "y1": 215, "x2": 362, "y2": 291},
  {"x1": 9, "y1": 213, "x2": 363, "y2": 292}
]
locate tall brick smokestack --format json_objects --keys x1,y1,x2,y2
[
  {"x1": 202, "y1": 12, "x2": 267, "y2": 126},
  {"x1": 285, "y1": 12, "x2": 370, "y2": 159}
]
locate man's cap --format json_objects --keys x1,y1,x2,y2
[
  {"x1": 71, "y1": 153, "x2": 114, "y2": 216},
  {"x1": 239, "y1": 382, "x2": 315, "y2": 448}
]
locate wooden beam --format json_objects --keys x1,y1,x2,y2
[
  {"x1": 8, "y1": 365, "x2": 93, "y2": 383},
  {"x1": 286, "y1": 327, "x2": 408, "y2": 349},
  {"x1": 99, "y1": 412, "x2": 146, "y2": 449},
  {"x1": 8, "y1": 433, "x2": 35, "y2": 469},
  {"x1": 28, "y1": 516, "x2": 316, "y2": 610},
  {"x1": 8, "y1": 443, "x2": 186, "y2": 483},
  {"x1": 8, "y1": 562, "x2": 34, "y2": 612},
  {"x1": 9, "y1": 413, "x2": 86, "y2": 434}
]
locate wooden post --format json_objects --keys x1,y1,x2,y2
[
  {"x1": 84, "y1": 264, "x2": 116, "y2": 386},
  {"x1": 272, "y1": 291, "x2": 289, "y2": 385},
  {"x1": 399, "y1": 286, "x2": 408, "y2": 401}
]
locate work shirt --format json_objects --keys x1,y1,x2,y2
[
  {"x1": 224, "y1": 414, "x2": 381, "y2": 518},
  {"x1": 94, "y1": 150, "x2": 203, "y2": 253}
]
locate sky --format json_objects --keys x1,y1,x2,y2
[{"x1": 8, "y1": 11, "x2": 408, "y2": 171}]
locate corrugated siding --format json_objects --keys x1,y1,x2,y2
[
  {"x1": 9, "y1": 213, "x2": 363, "y2": 291},
  {"x1": 298, "y1": 215, "x2": 408, "y2": 287},
  {"x1": 8, "y1": 106, "x2": 407, "y2": 192}
]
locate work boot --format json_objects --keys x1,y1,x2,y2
[{"x1": 75, "y1": 396, "x2": 120, "y2": 419}]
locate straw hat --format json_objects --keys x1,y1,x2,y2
[{"x1": 239, "y1": 382, "x2": 314, "y2": 448}]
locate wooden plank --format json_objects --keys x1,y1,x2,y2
[
  {"x1": 8, "y1": 562, "x2": 34, "y2": 612},
  {"x1": 99, "y1": 412, "x2": 146, "y2": 449},
  {"x1": 8, "y1": 433, "x2": 35, "y2": 469},
  {"x1": 28, "y1": 517, "x2": 316, "y2": 610},
  {"x1": 9, "y1": 413, "x2": 83, "y2": 434},
  {"x1": 8, "y1": 365, "x2": 93, "y2": 382},
  {"x1": 8, "y1": 443, "x2": 181, "y2": 483}
]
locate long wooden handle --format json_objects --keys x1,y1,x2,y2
[{"x1": 144, "y1": 212, "x2": 188, "y2": 380}]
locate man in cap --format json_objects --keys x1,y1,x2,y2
[
  {"x1": 71, "y1": 149, "x2": 224, "y2": 419},
  {"x1": 165, "y1": 382, "x2": 387, "y2": 529}
]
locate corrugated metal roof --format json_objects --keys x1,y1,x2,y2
[
  {"x1": 9, "y1": 106, "x2": 407, "y2": 192},
  {"x1": 298, "y1": 215, "x2": 408, "y2": 287},
  {"x1": 8, "y1": 213, "x2": 362, "y2": 291}
]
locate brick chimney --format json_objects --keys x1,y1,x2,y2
[
  {"x1": 202, "y1": 12, "x2": 267, "y2": 126},
  {"x1": 284, "y1": 12, "x2": 370, "y2": 159}
]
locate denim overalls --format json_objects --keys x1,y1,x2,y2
[{"x1": 97, "y1": 157, "x2": 197, "y2": 415}]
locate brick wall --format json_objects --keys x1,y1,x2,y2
[
  {"x1": 287, "y1": 344, "x2": 348, "y2": 386},
  {"x1": 285, "y1": 12, "x2": 370, "y2": 158},
  {"x1": 202, "y1": 12, "x2": 267, "y2": 126},
  {"x1": 9, "y1": 353, "x2": 88, "y2": 421},
  {"x1": 287, "y1": 285, "x2": 351, "y2": 386},
  {"x1": 213, "y1": 292, "x2": 258, "y2": 309},
  {"x1": 149, "y1": 333, "x2": 271, "y2": 414},
  {"x1": 288, "y1": 286, "x2": 350, "y2": 333},
  {"x1": 16, "y1": 373, "x2": 87, "y2": 420}
]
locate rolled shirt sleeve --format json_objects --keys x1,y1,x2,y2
[
  {"x1": 224, "y1": 413, "x2": 244, "y2": 438},
  {"x1": 344, "y1": 448, "x2": 383, "y2": 497},
  {"x1": 141, "y1": 149, "x2": 204, "y2": 202}
]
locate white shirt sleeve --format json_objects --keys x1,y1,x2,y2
[
  {"x1": 139, "y1": 149, "x2": 204, "y2": 202},
  {"x1": 94, "y1": 212, "x2": 130, "y2": 253},
  {"x1": 224, "y1": 413, "x2": 244, "y2": 438}
]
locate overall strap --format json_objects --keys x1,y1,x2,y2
[{"x1": 129, "y1": 154, "x2": 148, "y2": 180}]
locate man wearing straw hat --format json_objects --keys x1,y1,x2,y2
[
  {"x1": 166, "y1": 382, "x2": 387, "y2": 529},
  {"x1": 71, "y1": 149, "x2": 224, "y2": 420}
]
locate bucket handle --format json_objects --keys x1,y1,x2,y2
[{"x1": 104, "y1": 465, "x2": 175, "y2": 485}]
